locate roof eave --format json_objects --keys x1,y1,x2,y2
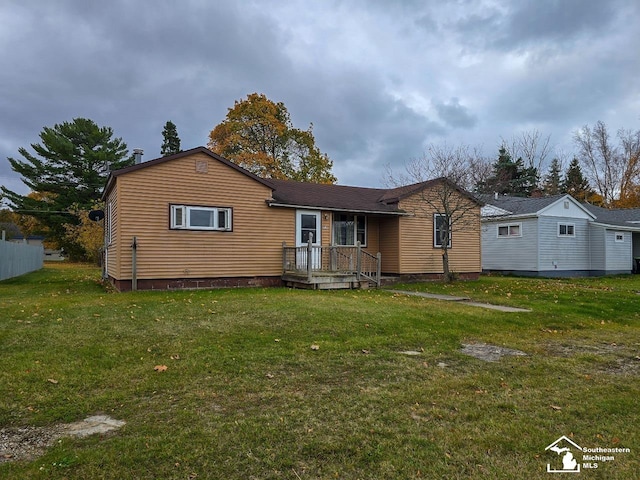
[
  {"x1": 266, "y1": 201, "x2": 408, "y2": 216},
  {"x1": 590, "y1": 222, "x2": 640, "y2": 232}
]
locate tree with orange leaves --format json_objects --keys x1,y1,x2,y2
[{"x1": 208, "y1": 93, "x2": 336, "y2": 184}]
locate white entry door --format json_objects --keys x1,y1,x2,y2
[{"x1": 296, "y1": 210, "x2": 321, "y2": 269}]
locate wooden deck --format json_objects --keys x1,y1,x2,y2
[{"x1": 282, "y1": 241, "x2": 381, "y2": 290}]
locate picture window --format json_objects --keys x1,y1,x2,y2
[{"x1": 170, "y1": 205, "x2": 232, "y2": 231}]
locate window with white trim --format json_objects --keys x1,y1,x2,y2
[
  {"x1": 615, "y1": 232, "x2": 625, "y2": 242},
  {"x1": 333, "y1": 214, "x2": 366, "y2": 246},
  {"x1": 170, "y1": 205, "x2": 232, "y2": 231},
  {"x1": 497, "y1": 223, "x2": 521, "y2": 238},
  {"x1": 558, "y1": 223, "x2": 575, "y2": 237},
  {"x1": 434, "y1": 214, "x2": 451, "y2": 248}
]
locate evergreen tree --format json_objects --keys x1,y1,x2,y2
[
  {"x1": 562, "y1": 157, "x2": 592, "y2": 201},
  {"x1": 477, "y1": 146, "x2": 538, "y2": 196},
  {"x1": 161, "y1": 120, "x2": 181, "y2": 156},
  {"x1": 542, "y1": 158, "x2": 562, "y2": 195},
  {"x1": 1, "y1": 118, "x2": 133, "y2": 259}
]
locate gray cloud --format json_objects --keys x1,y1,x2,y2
[{"x1": 433, "y1": 98, "x2": 477, "y2": 129}]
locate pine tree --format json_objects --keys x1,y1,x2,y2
[
  {"x1": 161, "y1": 120, "x2": 181, "y2": 156},
  {"x1": 562, "y1": 158, "x2": 592, "y2": 201},
  {"x1": 477, "y1": 146, "x2": 538, "y2": 196},
  {"x1": 1, "y1": 118, "x2": 133, "y2": 259},
  {"x1": 542, "y1": 158, "x2": 562, "y2": 195}
]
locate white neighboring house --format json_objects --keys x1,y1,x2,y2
[
  {"x1": 479, "y1": 194, "x2": 640, "y2": 277},
  {"x1": 10, "y1": 235, "x2": 65, "y2": 261}
]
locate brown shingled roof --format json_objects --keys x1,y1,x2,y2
[{"x1": 267, "y1": 179, "x2": 403, "y2": 214}]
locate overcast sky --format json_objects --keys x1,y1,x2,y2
[{"x1": 1, "y1": 0, "x2": 639, "y2": 197}]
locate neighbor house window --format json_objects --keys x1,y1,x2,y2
[
  {"x1": 434, "y1": 214, "x2": 451, "y2": 248},
  {"x1": 497, "y1": 223, "x2": 521, "y2": 238},
  {"x1": 615, "y1": 232, "x2": 625, "y2": 242},
  {"x1": 333, "y1": 214, "x2": 366, "y2": 246},
  {"x1": 558, "y1": 223, "x2": 575, "y2": 237},
  {"x1": 171, "y1": 205, "x2": 232, "y2": 231}
]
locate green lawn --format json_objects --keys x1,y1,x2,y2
[{"x1": 1, "y1": 264, "x2": 639, "y2": 479}]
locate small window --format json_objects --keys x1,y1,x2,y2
[
  {"x1": 615, "y1": 232, "x2": 624, "y2": 243},
  {"x1": 497, "y1": 223, "x2": 521, "y2": 238},
  {"x1": 434, "y1": 214, "x2": 451, "y2": 248},
  {"x1": 558, "y1": 223, "x2": 575, "y2": 237},
  {"x1": 171, "y1": 205, "x2": 232, "y2": 231}
]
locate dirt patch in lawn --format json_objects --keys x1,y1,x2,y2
[
  {"x1": 460, "y1": 343, "x2": 528, "y2": 362},
  {"x1": 544, "y1": 341, "x2": 640, "y2": 375},
  {"x1": 0, "y1": 415, "x2": 125, "y2": 463}
]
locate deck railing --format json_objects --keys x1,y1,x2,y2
[{"x1": 282, "y1": 236, "x2": 381, "y2": 287}]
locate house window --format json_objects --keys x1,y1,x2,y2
[
  {"x1": 497, "y1": 223, "x2": 521, "y2": 238},
  {"x1": 170, "y1": 205, "x2": 232, "y2": 231},
  {"x1": 333, "y1": 214, "x2": 366, "y2": 246},
  {"x1": 558, "y1": 223, "x2": 575, "y2": 237},
  {"x1": 615, "y1": 232, "x2": 625, "y2": 242},
  {"x1": 434, "y1": 214, "x2": 451, "y2": 248}
]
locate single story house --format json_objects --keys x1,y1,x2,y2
[
  {"x1": 479, "y1": 193, "x2": 640, "y2": 277},
  {"x1": 102, "y1": 147, "x2": 481, "y2": 291}
]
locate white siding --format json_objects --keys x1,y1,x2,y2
[
  {"x1": 604, "y1": 229, "x2": 632, "y2": 272},
  {"x1": 540, "y1": 197, "x2": 593, "y2": 219},
  {"x1": 589, "y1": 226, "x2": 606, "y2": 271},
  {"x1": 537, "y1": 216, "x2": 591, "y2": 271},
  {"x1": 481, "y1": 217, "x2": 538, "y2": 271}
]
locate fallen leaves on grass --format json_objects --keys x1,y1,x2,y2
[
  {"x1": 550, "y1": 405, "x2": 562, "y2": 411},
  {"x1": 47, "y1": 378, "x2": 59, "y2": 384},
  {"x1": 310, "y1": 344, "x2": 320, "y2": 351},
  {"x1": 154, "y1": 365, "x2": 168, "y2": 372}
]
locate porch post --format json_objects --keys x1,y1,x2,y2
[
  {"x1": 356, "y1": 241, "x2": 362, "y2": 281},
  {"x1": 131, "y1": 236, "x2": 137, "y2": 291},
  {"x1": 282, "y1": 241, "x2": 287, "y2": 274},
  {"x1": 330, "y1": 244, "x2": 336, "y2": 271},
  {"x1": 376, "y1": 252, "x2": 381, "y2": 287},
  {"x1": 307, "y1": 233, "x2": 313, "y2": 282}
]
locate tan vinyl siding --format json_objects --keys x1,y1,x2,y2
[
  {"x1": 396, "y1": 192, "x2": 481, "y2": 274},
  {"x1": 364, "y1": 216, "x2": 380, "y2": 255},
  {"x1": 378, "y1": 216, "x2": 400, "y2": 273},
  {"x1": 114, "y1": 152, "x2": 293, "y2": 280}
]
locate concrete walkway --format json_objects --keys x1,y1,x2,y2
[{"x1": 388, "y1": 290, "x2": 531, "y2": 313}]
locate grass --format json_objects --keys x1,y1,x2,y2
[{"x1": 1, "y1": 264, "x2": 639, "y2": 479}]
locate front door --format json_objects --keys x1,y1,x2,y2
[{"x1": 296, "y1": 210, "x2": 321, "y2": 269}]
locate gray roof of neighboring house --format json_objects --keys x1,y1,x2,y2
[
  {"x1": 477, "y1": 194, "x2": 566, "y2": 215},
  {"x1": 581, "y1": 203, "x2": 640, "y2": 228},
  {"x1": 479, "y1": 192, "x2": 640, "y2": 229}
]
